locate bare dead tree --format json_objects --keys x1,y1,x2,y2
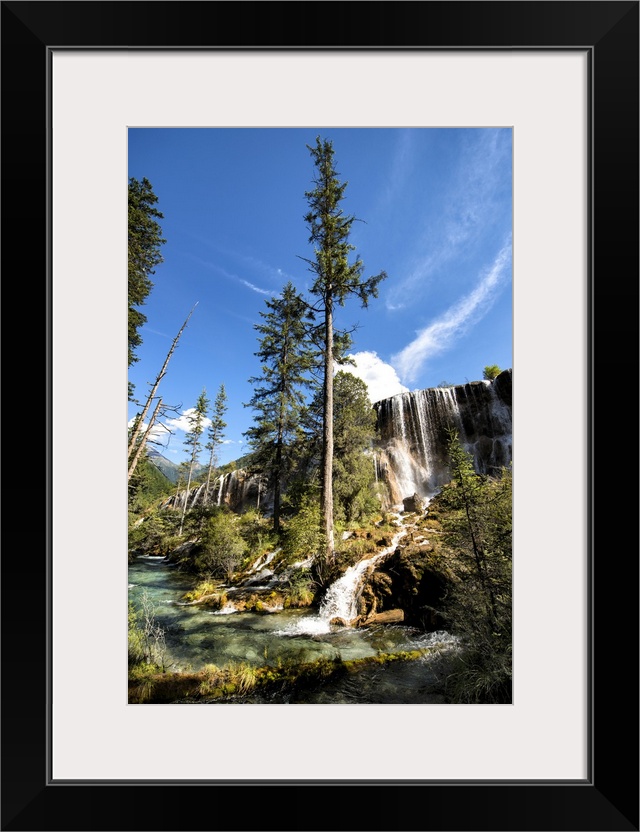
[
  {"x1": 127, "y1": 397, "x2": 163, "y2": 481},
  {"x1": 140, "y1": 589, "x2": 169, "y2": 671},
  {"x1": 127, "y1": 303, "x2": 197, "y2": 464}
]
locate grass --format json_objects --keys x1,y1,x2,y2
[
  {"x1": 181, "y1": 580, "x2": 225, "y2": 604},
  {"x1": 128, "y1": 649, "x2": 433, "y2": 704}
]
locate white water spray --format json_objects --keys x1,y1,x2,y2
[
  {"x1": 280, "y1": 522, "x2": 407, "y2": 636},
  {"x1": 216, "y1": 473, "x2": 226, "y2": 506}
]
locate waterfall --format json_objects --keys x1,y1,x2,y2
[
  {"x1": 190, "y1": 482, "x2": 206, "y2": 508},
  {"x1": 281, "y1": 525, "x2": 407, "y2": 636},
  {"x1": 375, "y1": 370, "x2": 512, "y2": 505},
  {"x1": 216, "y1": 473, "x2": 226, "y2": 506}
]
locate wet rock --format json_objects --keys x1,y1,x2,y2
[{"x1": 403, "y1": 493, "x2": 425, "y2": 514}]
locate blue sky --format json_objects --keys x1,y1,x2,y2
[{"x1": 128, "y1": 127, "x2": 512, "y2": 467}]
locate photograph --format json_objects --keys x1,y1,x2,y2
[
  {"x1": 2, "y1": 0, "x2": 637, "y2": 829},
  {"x1": 127, "y1": 127, "x2": 514, "y2": 706}
]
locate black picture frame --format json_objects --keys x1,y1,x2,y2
[{"x1": 2, "y1": 2, "x2": 638, "y2": 830}]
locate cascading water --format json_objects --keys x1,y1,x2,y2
[
  {"x1": 375, "y1": 370, "x2": 512, "y2": 505},
  {"x1": 216, "y1": 473, "x2": 226, "y2": 506},
  {"x1": 281, "y1": 524, "x2": 407, "y2": 636},
  {"x1": 162, "y1": 468, "x2": 266, "y2": 514}
]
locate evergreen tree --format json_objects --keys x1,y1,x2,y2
[
  {"x1": 442, "y1": 427, "x2": 494, "y2": 612},
  {"x1": 195, "y1": 511, "x2": 248, "y2": 580},
  {"x1": 128, "y1": 453, "x2": 174, "y2": 515},
  {"x1": 332, "y1": 371, "x2": 378, "y2": 524},
  {"x1": 243, "y1": 283, "x2": 315, "y2": 532},
  {"x1": 128, "y1": 177, "x2": 166, "y2": 398},
  {"x1": 300, "y1": 136, "x2": 387, "y2": 564},
  {"x1": 437, "y1": 428, "x2": 512, "y2": 702},
  {"x1": 204, "y1": 384, "x2": 228, "y2": 503},
  {"x1": 303, "y1": 371, "x2": 378, "y2": 526},
  {"x1": 178, "y1": 389, "x2": 210, "y2": 536}
]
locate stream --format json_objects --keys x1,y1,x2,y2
[{"x1": 128, "y1": 551, "x2": 458, "y2": 703}]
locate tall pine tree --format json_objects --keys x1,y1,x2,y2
[
  {"x1": 243, "y1": 282, "x2": 315, "y2": 532},
  {"x1": 301, "y1": 137, "x2": 387, "y2": 563},
  {"x1": 128, "y1": 177, "x2": 166, "y2": 399},
  {"x1": 204, "y1": 384, "x2": 228, "y2": 503},
  {"x1": 178, "y1": 388, "x2": 209, "y2": 536}
]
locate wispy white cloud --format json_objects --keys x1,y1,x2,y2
[
  {"x1": 385, "y1": 129, "x2": 511, "y2": 311},
  {"x1": 239, "y1": 253, "x2": 297, "y2": 287},
  {"x1": 188, "y1": 236, "x2": 294, "y2": 289},
  {"x1": 376, "y1": 130, "x2": 414, "y2": 212},
  {"x1": 240, "y1": 278, "x2": 272, "y2": 295},
  {"x1": 188, "y1": 255, "x2": 277, "y2": 296},
  {"x1": 142, "y1": 327, "x2": 172, "y2": 338},
  {"x1": 392, "y1": 240, "x2": 512, "y2": 384},
  {"x1": 338, "y1": 351, "x2": 409, "y2": 403}
]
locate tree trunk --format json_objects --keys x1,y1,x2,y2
[
  {"x1": 273, "y1": 436, "x2": 282, "y2": 533},
  {"x1": 321, "y1": 302, "x2": 334, "y2": 562},
  {"x1": 359, "y1": 609, "x2": 405, "y2": 626},
  {"x1": 179, "y1": 453, "x2": 197, "y2": 536},
  {"x1": 127, "y1": 396, "x2": 162, "y2": 481},
  {"x1": 127, "y1": 304, "x2": 197, "y2": 460},
  {"x1": 204, "y1": 448, "x2": 215, "y2": 504}
]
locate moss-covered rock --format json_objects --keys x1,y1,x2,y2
[{"x1": 362, "y1": 538, "x2": 455, "y2": 630}]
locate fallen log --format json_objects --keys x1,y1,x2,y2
[{"x1": 358, "y1": 608, "x2": 405, "y2": 626}]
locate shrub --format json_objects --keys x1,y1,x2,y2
[
  {"x1": 283, "y1": 569, "x2": 315, "y2": 608},
  {"x1": 128, "y1": 600, "x2": 146, "y2": 666},
  {"x1": 482, "y1": 364, "x2": 502, "y2": 381},
  {"x1": 282, "y1": 496, "x2": 324, "y2": 563},
  {"x1": 181, "y1": 580, "x2": 224, "y2": 603},
  {"x1": 194, "y1": 510, "x2": 247, "y2": 579},
  {"x1": 237, "y1": 509, "x2": 277, "y2": 558}
]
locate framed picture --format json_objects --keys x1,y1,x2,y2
[{"x1": 2, "y1": 2, "x2": 637, "y2": 830}]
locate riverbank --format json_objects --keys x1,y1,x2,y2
[{"x1": 129, "y1": 638, "x2": 458, "y2": 704}]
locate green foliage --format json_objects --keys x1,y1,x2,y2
[
  {"x1": 303, "y1": 371, "x2": 379, "y2": 525},
  {"x1": 128, "y1": 507, "x2": 181, "y2": 559},
  {"x1": 184, "y1": 389, "x2": 210, "y2": 461},
  {"x1": 483, "y1": 364, "x2": 502, "y2": 381},
  {"x1": 301, "y1": 136, "x2": 388, "y2": 562},
  {"x1": 194, "y1": 510, "x2": 248, "y2": 579},
  {"x1": 128, "y1": 600, "x2": 146, "y2": 665},
  {"x1": 179, "y1": 388, "x2": 210, "y2": 535},
  {"x1": 237, "y1": 509, "x2": 278, "y2": 560},
  {"x1": 282, "y1": 495, "x2": 325, "y2": 563},
  {"x1": 445, "y1": 643, "x2": 512, "y2": 704},
  {"x1": 243, "y1": 283, "x2": 315, "y2": 531},
  {"x1": 302, "y1": 136, "x2": 387, "y2": 314},
  {"x1": 181, "y1": 583, "x2": 228, "y2": 609},
  {"x1": 283, "y1": 569, "x2": 316, "y2": 608},
  {"x1": 128, "y1": 177, "x2": 166, "y2": 397},
  {"x1": 128, "y1": 590, "x2": 169, "y2": 672},
  {"x1": 128, "y1": 455, "x2": 173, "y2": 514},
  {"x1": 204, "y1": 384, "x2": 228, "y2": 499},
  {"x1": 132, "y1": 649, "x2": 442, "y2": 704},
  {"x1": 332, "y1": 371, "x2": 379, "y2": 524},
  {"x1": 436, "y1": 429, "x2": 512, "y2": 703},
  {"x1": 335, "y1": 534, "x2": 379, "y2": 562}
]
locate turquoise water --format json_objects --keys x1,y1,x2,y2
[{"x1": 129, "y1": 556, "x2": 457, "y2": 702}]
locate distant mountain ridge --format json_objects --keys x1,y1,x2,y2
[
  {"x1": 146, "y1": 450, "x2": 181, "y2": 483},
  {"x1": 146, "y1": 450, "x2": 205, "y2": 484}
]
